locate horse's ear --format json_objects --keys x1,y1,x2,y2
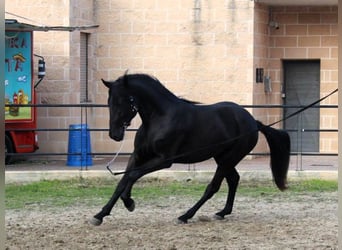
[
  {"x1": 102, "y1": 79, "x2": 111, "y2": 89},
  {"x1": 123, "y1": 69, "x2": 129, "y2": 86}
]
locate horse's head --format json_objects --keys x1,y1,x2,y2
[{"x1": 102, "y1": 76, "x2": 138, "y2": 141}]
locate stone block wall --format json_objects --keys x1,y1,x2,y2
[
  {"x1": 268, "y1": 5, "x2": 338, "y2": 153},
  {"x1": 5, "y1": 1, "x2": 338, "y2": 157},
  {"x1": 93, "y1": 0, "x2": 256, "y2": 154}
]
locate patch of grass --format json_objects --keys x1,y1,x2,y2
[
  {"x1": 5, "y1": 178, "x2": 337, "y2": 210},
  {"x1": 238, "y1": 179, "x2": 337, "y2": 196},
  {"x1": 5, "y1": 178, "x2": 115, "y2": 209},
  {"x1": 291, "y1": 179, "x2": 337, "y2": 192}
]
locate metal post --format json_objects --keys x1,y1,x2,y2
[{"x1": 296, "y1": 112, "x2": 303, "y2": 171}]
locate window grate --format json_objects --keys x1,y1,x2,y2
[{"x1": 80, "y1": 32, "x2": 89, "y2": 103}]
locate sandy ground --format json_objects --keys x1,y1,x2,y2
[{"x1": 6, "y1": 191, "x2": 337, "y2": 250}]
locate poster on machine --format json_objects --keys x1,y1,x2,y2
[{"x1": 5, "y1": 31, "x2": 33, "y2": 121}]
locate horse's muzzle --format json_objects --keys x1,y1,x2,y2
[{"x1": 109, "y1": 127, "x2": 125, "y2": 141}]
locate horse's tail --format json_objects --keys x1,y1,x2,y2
[{"x1": 257, "y1": 121, "x2": 290, "y2": 191}]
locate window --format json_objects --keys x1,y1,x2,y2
[{"x1": 80, "y1": 32, "x2": 90, "y2": 103}]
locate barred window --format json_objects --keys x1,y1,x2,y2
[{"x1": 80, "y1": 32, "x2": 90, "y2": 103}]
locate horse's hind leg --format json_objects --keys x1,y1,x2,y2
[
  {"x1": 215, "y1": 167, "x2": 240, "y2": 219},
  {"x1": 213, "y1": 139, "x2": 256, "y2": 220},
  {"x1": 178, "y1": 168, "x2": 225, "y2": 224}
]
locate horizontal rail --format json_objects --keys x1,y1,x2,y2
[
  {"x1": 5, "y1": 103, "x2": 108, "y2": 108},
  {"x1": 5, "y1": 103, "x2": 338, "y2": 169},
  {"x1": 5, "y1": 128, "x2": 138, "y2": 132},
  {"x1": 5, "y1": 128, "x2": 338, "y2": 133},
  {"x1": 5, "y1": 152, "x2": 338, "y2": 157},
  {"x1": 5, "y1": 103, "x2": 338, "y2": 109}
]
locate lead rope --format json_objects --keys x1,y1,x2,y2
[
  {"x1": 106, "y1": 127, "x2": 126, "y2": 175},
  {"x1": 267, "y1": 88, "x2": 338, "y2": 127}
]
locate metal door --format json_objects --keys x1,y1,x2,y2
[{"x1": 283, "y1": 60, "x2": 320, "y2": 153}]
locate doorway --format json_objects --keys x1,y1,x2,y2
[{"x1": 283, "y1": 60, "x2": 320, "y2": 153}]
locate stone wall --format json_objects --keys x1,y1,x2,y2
[
  {"x1": 5, "y1": 0, "x2": 338, "y2": 156},
  {"x1": 93, "y1": 0, "x2": 256, "y2": 154},
  {"x1": 268, "y1": 5, "x2": 338, "y2": 153}
]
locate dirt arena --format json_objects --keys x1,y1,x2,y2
[{"x1": 6, "y1": 191, "x2": 337, "y2": 249}]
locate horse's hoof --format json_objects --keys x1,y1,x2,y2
[
  {"x1": 123, "y1": 198, "x2": 135, "y2": 212},
  {"x1": 177, "y1": 216, "x2": 188, "y2": 224},
  {"x1": 127, "y1": 200, "x2": 135, "y2": 212},
  {"x1": 89, "y1": 217, "x2": 103, "y2": 226},
  {"x1": 214, "y1": 213, "x2": 225, "y2": 220}
]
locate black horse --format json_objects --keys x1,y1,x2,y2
[{"x1": 90, "y1": 73, "x2": 290, "y2": 226}]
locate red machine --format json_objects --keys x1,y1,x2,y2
[
  {"x1": 5, "y1": 19, "x2": 45, "y2": 164},
  {"x1": 4, "y1": 19, "x2": 98, "y2": 163}
]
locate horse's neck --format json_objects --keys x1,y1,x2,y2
[
  {"x1": 137, "y1": 93, "x2": 175, "y2": 123},
  {"x1": 131, "y1": 80, "x2": 180, "y2": 123}
]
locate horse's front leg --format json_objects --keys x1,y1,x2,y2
[
  {"x1": 91, "y1": 157, "x2": 172, "y2": 226},
  {"x1": 120, "y1": 159, "x2": 172, "y2": 212},
  {"x1": 119, "y1": 156, "x2": 136, "y2": 211},
  {"x1": 90, "y1": 174, "x2": 131, "y2": 226}
]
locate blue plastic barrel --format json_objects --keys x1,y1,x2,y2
[{"x1": 67, "y1": 124, "x2": 93, "y2": 166}]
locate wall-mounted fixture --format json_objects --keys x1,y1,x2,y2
[
  {"x1": 269, "y1": 21, "x2": 279, "y2": 30},
  {"x1": 264, "y1": 76, "x2": 272, "y2": 93},
  {"x1": 256, "y1": 68, "x2": 264, "y2": 83},
  {"x1": 269, "y1": 7, "x2": 279, "y2": 30},
  {"x1": 34, "y1": 54, "x2": 45, "y2": 88}
]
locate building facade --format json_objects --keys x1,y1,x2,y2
[{"x1": 5, "y1": 0, "x2": 338, "y2": 156}]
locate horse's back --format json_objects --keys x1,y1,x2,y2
[{"x1": 193, "y1": 101, "x2": 257, "y2": 130}]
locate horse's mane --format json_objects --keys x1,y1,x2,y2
[
  {"x1": 179, "y1": 98, "x2": 201, "y2": 105},
  {"x1": 124, "y1": 73, "x2": 201, "y2": 104}
]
